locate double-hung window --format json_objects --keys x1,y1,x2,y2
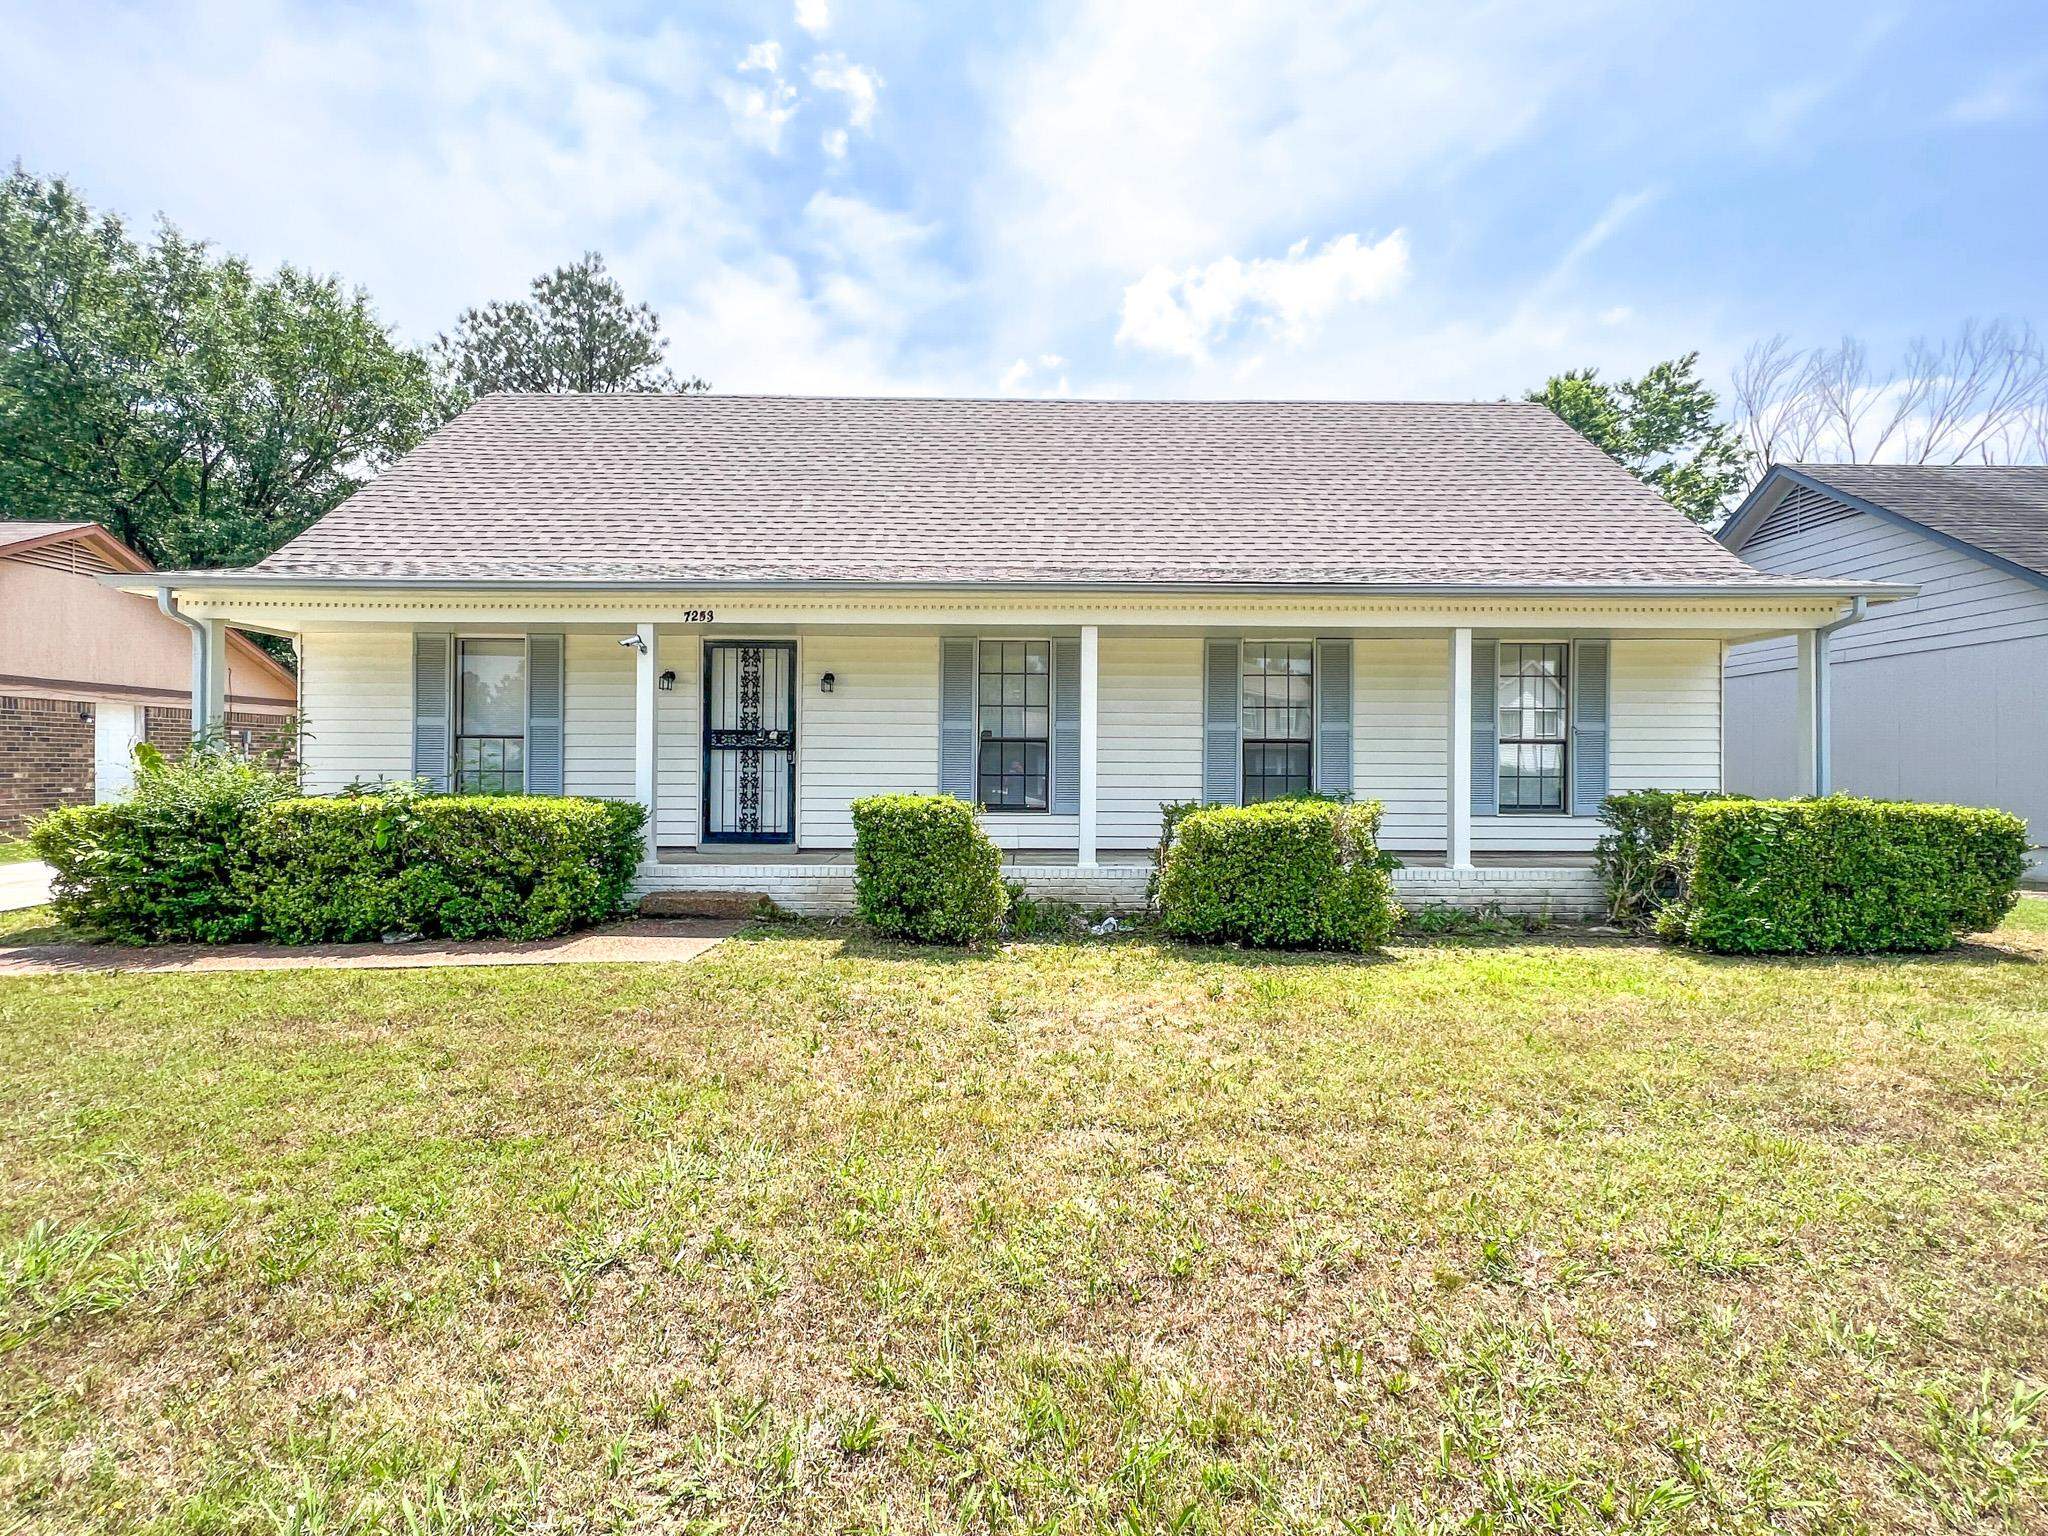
[
  {"x1": 976, "y1": 640, "x2": 1050, "y2": 811},
  {"x1": 1241, "y1": 640, "x2": 1313, "y2": 802},
  {"x1": 1497, "y1": 641, "x2": 1568, "y2": 812},
  {"x1": 456, "y1": 638, "x2": 526, "y2": 794}
]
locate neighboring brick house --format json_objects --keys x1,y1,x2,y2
[{"x1": 0, "y1": 521, "x2": 297, "y2": 832}]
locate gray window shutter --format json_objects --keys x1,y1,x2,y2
[
  {"x1": 1470, "y1": 636, "x2": 1499, "y2": 817},
  {"x1": 1052, "y1": 638, "x2": 1081, "y2": 814},
  {"x1": 1571, "y1": 639, "x2": 1610, "y2": 816},
  {"x1": 1203, "y1": 638, "x2": 1241, "y2": 805},
  {"x1": 526, "y1": 633, "x2": 565, "y2": 795},
  {"x1": 412, "y1": 631, "x2": 452, "y2": 792},
  {"x1": 1314, "y1": 638, "x2": 1352, "y2": 797},
  {"x1": 940, "y1": 637, "x2": 977, "y2": 800}
]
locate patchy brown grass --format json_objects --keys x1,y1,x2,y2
[{"x1": 2, "y1": 912, "x2": 2046, "y2": 1533}]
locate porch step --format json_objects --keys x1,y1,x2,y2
[{"x1": 638, "y1": 890, "x2": 778, "y2": 920}]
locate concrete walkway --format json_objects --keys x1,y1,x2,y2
[
  {"x1": 0, "y1": 918, "x2": 736, "y2": 976},
  {"x1": 0, "y1": 860, "x2": 54, "y2": 913}
]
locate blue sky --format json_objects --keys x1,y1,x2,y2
[{"x1": 4, "y1": 0, "x2": 2045, "y2": 403}]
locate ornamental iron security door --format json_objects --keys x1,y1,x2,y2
[{"x1": 703, "y1": 641, "x2": 796, "y2": 843}]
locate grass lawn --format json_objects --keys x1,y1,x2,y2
[
  {"x1": 3, "y1": 913, "x2": 2045, "y2": 1533},
  {"x1": 0, "y1": 839, "x2": 38, "y2": 865}
]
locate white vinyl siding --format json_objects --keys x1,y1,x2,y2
[
  {"x1": 799, "y1": 634, "x2": 939, "y2": 847},
  {"x1": 654, "y1": 630, "x2": 700, "y2": 848},
  {"x1": 1611, "y1": 639, "x2": 1722, "y2": 793},
  {"x1": 1469, "y1": 637, "x2": 1721, "y2": 852},
  {"x1": 1098, "y1": 636, "x2": 1204, "y2": 852},
  {"x1": 1350, "y1": 637, "x2": 1719, "y2": 852},
  {"x1": 290, "y1": 625, "x2": 1729, "y2": 857},
  {"x1": 297, "y1": 628, "x2": 413, "y2": 792},
  {"x1": 1355, "y1": 637, "x2": 1448, "y2": 851},
  {"x1": 564, "y1": 634, "x2": 635, "y2": 800}
]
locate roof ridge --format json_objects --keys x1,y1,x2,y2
[{"x1": 469, "y1": 391, "x2": 1551, "y2": 408}]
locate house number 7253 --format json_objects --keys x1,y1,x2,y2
[{"x1": 683, "y1": 610, "x2": 715, "y2": 623}]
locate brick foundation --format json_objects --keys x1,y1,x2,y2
[{"x1": 0, "y1": 695, "x2": 96, "y2": 833}]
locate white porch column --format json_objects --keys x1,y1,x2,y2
[
  {"x1": 634, "y1": 623, "x2": 658, "y2": 862},
  {"x1": 94, "y1": 702, "x2": 145, "y2": 801},
  {"x1": 193, "y1": 618, "x2": 229, "y2": 738},
  {"x1": 1447, "y1": 627, "x2": 1473, "y2": 869},
  {"x1": 1077, "y1": 624, "x2": 1099, "y2": 867},
  {"x1": 1794, "y1": 629, "x2": 1821, "y2": 795}
]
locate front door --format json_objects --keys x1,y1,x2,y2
[{"x1": 703, "y1": 641, "x2": 796, "y2": 843}]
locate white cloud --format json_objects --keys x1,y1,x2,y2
[
  {"x1": 821, "y1": 127, "x2": 849, "y2": 159},
  {"x1": 1746, "y1": 12, "x2": 1899, "y2": 146},
  {"x1": 809, "y1": 53, "x2": 881, "y2": 130},
  {"x1": 721, "y1": 38, "x2": 797, "y2": 151},
  {"x1": 1115, "y1": 231, "x2": 1410, "y2": 362},
  {"x1": 999, "y1": 354, "x2": 1072, "y2": 395},
  {"x1": 794, "y1": 0, "x2": 830, "y2": 37},
  {"x1": 989, "y1": 0, "x2": 1605, "y2": 286},
  {"x1": 1945, "y1": 59, "x2": 2048, "y2": 125},
  {"x1": 0, "y1": 0, "x2": 960, "y2": 396}
]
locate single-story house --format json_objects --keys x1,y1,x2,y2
[
  {"x1": 114, "y1": 395, "x2": 1908, "y2": 915},
  {"x1": 1, "y1": 519, "x2": 297, "y2": 832},
  {"x1": 1720, "y1": 463, "x2": 2048, "y2": 863}
]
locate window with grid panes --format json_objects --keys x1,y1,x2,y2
[
  {"x1": 456, "y1": 638, "x2": 526, "y2": 794},
  {"x1": 1240, "y1": 640, "x2": 1313, "y2": 802},
  {"x1": 1497, "y1": 642, "x2": 1568, "y2": 812},
  {"x1": 976, "y1": 640, "x2": 1050, "y2": 811}
]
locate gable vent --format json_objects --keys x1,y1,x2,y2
[
  {"x1": 2, "y1": 539, "x2": 119, "y2": 576},
  {"x1": 1745, "y1": 482, "x2": 1859, "y2": 548}
]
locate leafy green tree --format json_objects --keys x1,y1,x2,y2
[
  {"x1": 434, "y1": 252, "x2": 705, "y2": 411},
  {"x1": 0, "y1": 168, "x2": 437, "y2": 570},
  {"x1": 1526, "y1": 351, "x2": 1745, "y2": 524}
]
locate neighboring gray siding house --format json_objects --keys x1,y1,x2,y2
[{"x1": 1721, "y1": 464, "x2": 2048, "y2": 855}]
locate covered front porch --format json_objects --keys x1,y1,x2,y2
[{"x1": 181, "y1": 581, "x2": 1873, "y2": 920}]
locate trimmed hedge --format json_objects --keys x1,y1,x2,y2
[
  {"x1": 30, "y1": 747, "x2": 294, "y2": 943},
  {"x1": 248, "y1": 793, "x2": 646, "y2": 943},
  {"x1": 1661, "y1": 795, "x2": 2027, "y2": 954},
  {"x1": 30, "y1": 751, "x2": 647, "y2": 945},
  {"x1": 1595, "y1": 788, "x2": 1745, "y2": 931},
  {"x1": 850, "y1": 794, "x2": 1007, "y2": 945},
  {"x1": 1157, "y1": 797, "x2": 1400, "y2": 951}
]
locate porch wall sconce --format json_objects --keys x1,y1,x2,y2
[
  {"x1": 819, "y1": 672, "x2": 837, "y2": 694},
  {"x1": 657, "y1": 670, "x2": 676, "y2": 693}
]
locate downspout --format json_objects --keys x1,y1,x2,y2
[
  {"x1": 157, "y1": 585, "x2": 211, "y2": 733},
  {"x1": 1811, "y1": 595, "x2": 1868, "y2": 796}
]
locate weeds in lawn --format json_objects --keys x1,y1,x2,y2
[{"x1": 1401, "y1": 899, "x2": 1554, "y2": 937}]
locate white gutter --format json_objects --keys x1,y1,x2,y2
[
  {"x1": 156, "y1": 584, "x2": 213, "y2": 731},
  {"x1": 111, "y1": 572, "x2": 1920, "y2": 603},
  {"x1": 1813, "y1": 595, "x2": 1868, "y2": 794}
]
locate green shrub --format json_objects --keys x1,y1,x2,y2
[
  {"x1": 1595, "y1": 789, "x2": 1746, "y2": 930},
  {"x1": 1157, "y1": 798, "x2": 1400, "y2": 951},
  {"x1": 29, "y1": 746, "x2": 294, "y2": 943},
  {"x1": 850, "y1": 794, "x2": 1007, "y2": 945},
  {"x1": 248, "y1": 790, "x2": 646, "y2": 943},
  {"x1": 1661, "y1": 795, "x2": 2027, "y2": 954}
]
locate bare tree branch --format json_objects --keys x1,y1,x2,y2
[{"x1": 1728, "y1": 319, "x2": 2048, "y2": 479}]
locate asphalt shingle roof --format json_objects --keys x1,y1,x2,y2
[
  {"x1": 254, "y1": 394, "x2": 1793, "y2": 588},
  {"x1": 1783, "y1": 464, "x2": 2048, "y2": 580},
  {"x1": 0, "y1": 519, "x2": 99, "y2": 552}
]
